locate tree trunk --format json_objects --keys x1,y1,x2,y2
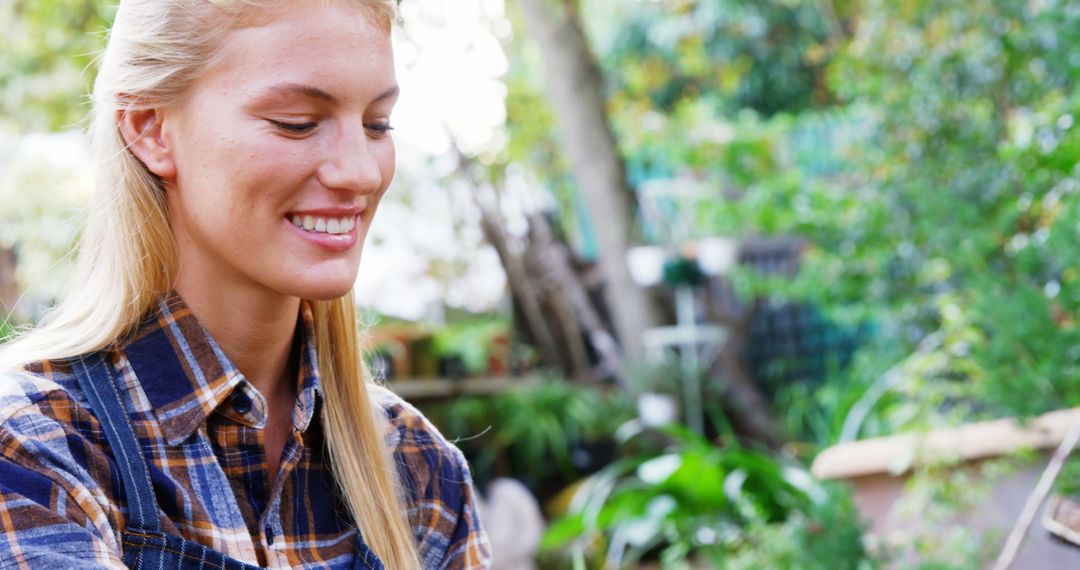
[
  {"x1": 0, "y1": 247, "x2": 18, "y2": 321},
  {"x1": 476, "y1": 205, "x2": 565, "y2": 372},
  {"x1": 515, "y1": 0, "x2": 661, "y2": 367},
  {"x1": 524, "y1": 212, "x2": 623, "y2": 379}
]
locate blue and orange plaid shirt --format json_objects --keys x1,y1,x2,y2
[{"x1": 0, "y1": 293, "x2": 491, "y2": 568}]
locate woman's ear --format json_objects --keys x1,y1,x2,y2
[{"x1": 117, "y1": 108, "x2": 177, "y2": 180}]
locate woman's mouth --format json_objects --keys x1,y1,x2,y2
[
  {"x1": 289, "y1": 214, "x2": 356, "y2": 235},
  {"x1": 285, "y1": 211, "x2": 361, "y2": 253}
]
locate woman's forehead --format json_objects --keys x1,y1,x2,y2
[
  {"x1": 226, "y1": 0, "x2": 392, "y2": 33},
  {"x1": 200, "y1": 2, "x2": 396, "y2": 104}
]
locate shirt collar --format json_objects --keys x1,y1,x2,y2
[{"x1": 120, "y1": 292, "x2": 323, "y2": 446}]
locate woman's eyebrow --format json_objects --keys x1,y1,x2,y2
[
  {"x1": 373, "y1": 85, "x2": 399, "y2": 103},
  {"x1": 263, "y1": 82, "x2": 334, "y2": 103},
  {"x1": 264, "y1": 83, "x2": 399, "y2": 105},
  {"x1": 267, "y1": 82, "x2": 338, "y2": 103}
]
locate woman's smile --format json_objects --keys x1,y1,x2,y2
[{"x1": 285, "y1": 207, "x2": 364, "y2": 252}]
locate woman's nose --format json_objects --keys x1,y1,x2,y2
[{"x1": 317, "y1": 123, "x2": 385, "y2": 195}]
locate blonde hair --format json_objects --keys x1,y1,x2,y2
[{"x1": 0, "y1": 1, "x2": 420, "y2": 568}]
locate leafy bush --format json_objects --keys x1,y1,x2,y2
[
  {"x1": 542, "y1": 424, "x2": 871, "y2": 569},
  {"x1": 721, "y1": 489, "x2": 872, "y2": 570},
  {"x1": 437, "y1": 377, "x2": 634, "y2": 499},
  {"x1": 807, "y1": 0, "x2": 1080, "y2": 422}
]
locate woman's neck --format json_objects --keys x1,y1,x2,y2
[{"x1": 172, "y1": 275, "x2": 301, "y2": 403}]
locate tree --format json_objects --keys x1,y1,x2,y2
[
  {"x1": 514, "y1": 0, "x2": 662, "y2": 367},
  {"x1": 0, "y1": 0, "x2": 114, "y2": 132},
  {"x1": 819, "y1": 0, "x2": 1080, "y2": 420}
]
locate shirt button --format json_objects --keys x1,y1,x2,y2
[{"x1": 232, "y1": 393, "x2": 252, "y2": 415}]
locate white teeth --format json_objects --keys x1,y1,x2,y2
[{"x1": 292, "y1": 215, "x2": 355, "y2": 235}]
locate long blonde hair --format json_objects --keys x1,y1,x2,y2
[{"x1": 0, "y1": 1, "x2": 420, "y2": 567}]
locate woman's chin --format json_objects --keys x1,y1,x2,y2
[
  {"x1": 295, "y1": 282, "x2": 356, "y2": 301},
  {"x1": 272, "y1": 256, "x2": 363, "y2": 301},
  {"x1": 275, "y1": 272, "x2": 358, "y2": 302}
]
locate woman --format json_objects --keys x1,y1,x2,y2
[{"x1": 0, "y1": 1, "x2": 490, "y2": 568}]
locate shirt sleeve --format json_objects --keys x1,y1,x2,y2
[
  {"x1": 373, "y1": 387, "x2": 492, "y2": 569},
  {"x1": 0, "y1": 396, "x2": 125, "y2": 568},
  {"x1": 438, "y1": 451, "x2": 491, "y2": 570}
]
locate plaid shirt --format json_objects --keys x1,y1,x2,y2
[{"x1": 0, "y1": 293, "x2": 491, "y2": 568}]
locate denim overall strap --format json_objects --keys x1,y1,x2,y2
[
  {"x1": 70, "y1": 354, "x2": 384, "y2": 569},
  {"x1": 71, "y1": 355, "x2": 161, "y2": 533},
  {"x1": 71, "y1": 355, "x2": 265, "y2": 569}
]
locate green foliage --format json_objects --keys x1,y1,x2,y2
[
  {"x1": 593, "y1": 0, "x2": 840, "y2": 117},
  {"x1": 543, "y1": 425, "x2": 871, "y2": 569},
  {"x1": 430, "y1": 318, "x2": 509, "y2": 376},
  {"x1": 613, "y1": 0, "x2": 1080, "y2": 442},
  {"x1": 1054, "y1": 455, "x2": 1080, "y2": 498},
  {"x1": 439, "y1": 378, "x2": 634, "y2": 492},
  {"x1": 0, "y1": 0, "x2": 115, "y2": 131},
  {"x1": 720, "y1": 487, "x2": 872, "y2": 570},
  {"x1": 810, "y1": 0, "x2": 1080, "y2": 422},
  {"x1": 505, "y1": 0, "x2": 852, "y2": 248}
]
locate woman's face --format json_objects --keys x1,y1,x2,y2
[{"x1": 158, "y1": 2, "x2": 397, "y2": 301}]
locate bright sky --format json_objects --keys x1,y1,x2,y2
[{"x1": 392, "y1": 0, "x2": 511, "y2": 156}]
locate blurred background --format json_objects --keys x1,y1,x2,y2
[{"x1": 6, "y1": 0, "x2": 1080, "y2": 568}]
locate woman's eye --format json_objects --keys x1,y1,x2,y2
[
  {"x1": 365, "y1": 122, "x2": 394, "y2": 136},
  {"x1": 269, "y1": 120, "x2": 317, "y2": 134}
]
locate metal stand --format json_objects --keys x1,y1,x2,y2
[{"x1": 642, "y1": 286, "x2": 727, "y2": 434}]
